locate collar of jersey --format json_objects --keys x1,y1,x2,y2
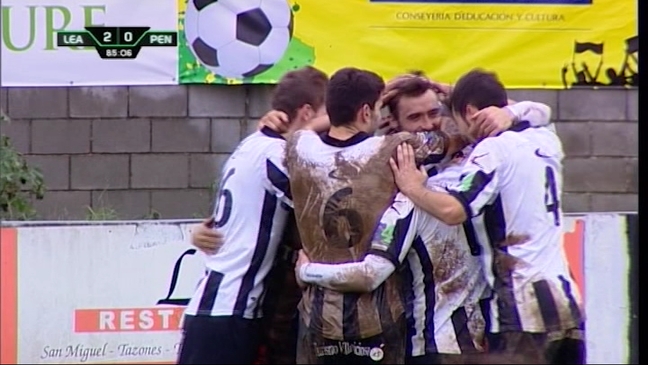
[
  {"x1": 319, "y1": 131, "x2": 372, "y2": 147},
  {"x1": 499, "y1": 120, "x2": 531, "y2": 135},
  {"x1": 260, "y1": 126, "x2": 285, "y2": 140}
]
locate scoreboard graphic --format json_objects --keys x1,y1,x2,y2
[{"x1": 57, "y1": 27, "x2": 178, "y2": 60}]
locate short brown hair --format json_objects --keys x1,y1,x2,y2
[
  {"x1": 326, "y1": 67, "x2": 385, "y2": 127},
  {"x1": 447, "y1": 69, "x2": 508, "y2": 118},
  {"x1": 271, "y1": 66, "x2": 329, "y2": 121},
  {"x1": 386, "y1": 77, "x2": 437, "y2": 118}
]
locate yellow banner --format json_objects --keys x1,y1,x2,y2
[{"x1": 178, "y1": 0, "x2": 637, "y2": 88}]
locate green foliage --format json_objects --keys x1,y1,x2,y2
[
  {"x1": 0, "y1": 110, "x2": 45, "y2": 220},
  {"x1": 85, "y1": 206, "x2": 119, "y2": 221}
]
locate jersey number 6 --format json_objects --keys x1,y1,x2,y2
[{"x1": 214, "y1": 168, "x2": 235, "y2": 228}]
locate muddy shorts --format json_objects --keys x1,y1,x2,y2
[{"x1": 296, "y1": 317, "x2": 406, "y2": 364}]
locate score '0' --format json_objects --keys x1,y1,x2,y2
[{"x1": 102, "y1": 31, "x2": 134, "y2": 44}]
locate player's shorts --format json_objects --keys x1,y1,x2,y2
[
  {"x1": 254, "y1": 345, "x2": 268, "y2": 365},
  {"x1": 295, "y1": 316, "x2": 406, "y2": 364},
  {"x1": 486, "y1": 331, "x2": 548, "y2": 364},
  {"x1": 177, "y1": 315, "x2": 262, "y2": 364},
  {"x1": 544, "y1": 328, "x2": 586, "y2": 364},
  {"x1": 486, "y1": 328, "x2": 585, "y2": 365},
  {"x1": 258, "y1": 242, "x2": 301, "y2": 364}
]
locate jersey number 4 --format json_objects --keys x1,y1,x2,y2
[
  {"x1": 213, "y1": 168, "x2": 235, "y2": 228},
  {"x1": 544, "y1": 166, "x2": 560, "y2": 226}
]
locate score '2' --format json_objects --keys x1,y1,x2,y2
[{"x1": 101, "y1": 29, "x2": 136, "y2": 45}]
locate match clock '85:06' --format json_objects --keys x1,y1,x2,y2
[
  {"x1": 184, "y1": 0, "x2": 294, "y2": 79},
  {"x1": 98, "y1": 48, "x2": 136, "y2": 59}
]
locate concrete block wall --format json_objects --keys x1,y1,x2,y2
[{"x1": 0, "y1": 86, "x2": 638, "y2": 220}]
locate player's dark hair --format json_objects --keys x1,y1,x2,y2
[
  {"x1": 387, "y1": 77, "x2": 437, "y2": 118},
  {"x1": 326, "y1": 67, "x2": 385, "y2": 127},
  {"x1": 447, "y1": 69, "x2": 508, "y2": 118},
  {"x1": 408, "y1": 69, "x2": 427, "y2": 77},
  {"x1": 271, "y1": 66, "x2": 329, "y2": 121}
]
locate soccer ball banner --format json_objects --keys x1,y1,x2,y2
[{"x1": 1, "y1": 0, "x2": 637, "y2": 88}]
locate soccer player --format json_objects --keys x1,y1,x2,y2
[
  {"x1": 285, "y1": 69, "x2": 550, "y2": 365},
  {"x1": 176, "y1": 66, "x2": 328, "y2": 364},
  {"x1": 284, "y1": 67, "x2": 413, "y2": 364},
  {"x1": 291, "y1": 77, "x2": 554, "y2": 365},
  {"x1": 377, "y1": 74, "x2": 553, "y2": 173},
  {"x1": 190, "y1": 74, "x2": 554, "y2": 364},
  {"x1": 389, "y1": 69, "x2": 584, "y2": 364},
  {"x1": 294, "y1": 149, "x2": 491, "y2": 365}
]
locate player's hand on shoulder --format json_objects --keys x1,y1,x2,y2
[
  {"x1": 190, "y1": 217, "x2": 224, "y2": 255},
  {"x1": 472, "y1": 106, "x2": 515, "y2": 138},
  {"x1": 389, "y1": 143, "x2": 428, "y2": 196},
  {"x1": 257, "y1": 110, "x2": 289, "y2": 133}
]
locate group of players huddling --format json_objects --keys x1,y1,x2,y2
[{"x1": 177, "y1": 66, "x2": 585, "y2": 365}]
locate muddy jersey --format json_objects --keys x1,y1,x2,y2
[
  {"x1": 447, "y1": 124, "x2": 584, "y2": 334},
  {"x1": 368, "y1": 161, "x2": 490, "y2": 356},
  {"x1": 285, "y1": 130, "x2": 435, "y2": 341}
]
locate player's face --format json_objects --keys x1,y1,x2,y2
[
  {"x1": 395, "y1": 90, "x2": 442, "y2": 133},
  {"x1": 452, "y1": 105, "x2": 479, "y2": 142}
]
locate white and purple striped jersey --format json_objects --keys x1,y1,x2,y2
[
  {"x1": 374, "y1": 164, "x2": 492, "y2": 356},
  {"x1": 297, "y1": 101, "x2": 558, "y2": 355},
  {"x1": 184, "y1": 127, "x2": 293, "y2": 319},
  {"x1": 447, "y1": 124, "x2": 584, "y2": 334},
  {"x1": 299, "y1": 162, "x2": 491, "y2": 356}
]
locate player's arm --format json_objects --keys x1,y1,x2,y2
[
  {"x1": 505, "y1": 101, "x2": 552, "y2": 128},
  {"x1": 392, "y1": 141, "x2": 503, "y2": 225},
  {"x1": 297, "y1": 194, "x2": 418, "y2": 292},
  {"x1": 427, "y1": 79, "x2": 549, "y2": 131},
  {"x1": 468, "y1": 101, "x2": 552, "y2": 140},
  {"x1": 430, "y1": 102, "x2": 542, "y2": 160},
  {"x1": 264, "y1": 144, "x2": 293, "y2": 207},
  {"x1": 429, "y1": 80, "x2": 528, "y2": 110},
  {"x1": 412, "y1": 103, "x2": 543, "y2": 164}
]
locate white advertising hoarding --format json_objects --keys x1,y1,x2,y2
[
  {"x1": 1, "y1": 221, "x2": 206, "y2": 364},
  {"x1": 0, "y1": 214, "x2": 635, "y2": 364}
]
